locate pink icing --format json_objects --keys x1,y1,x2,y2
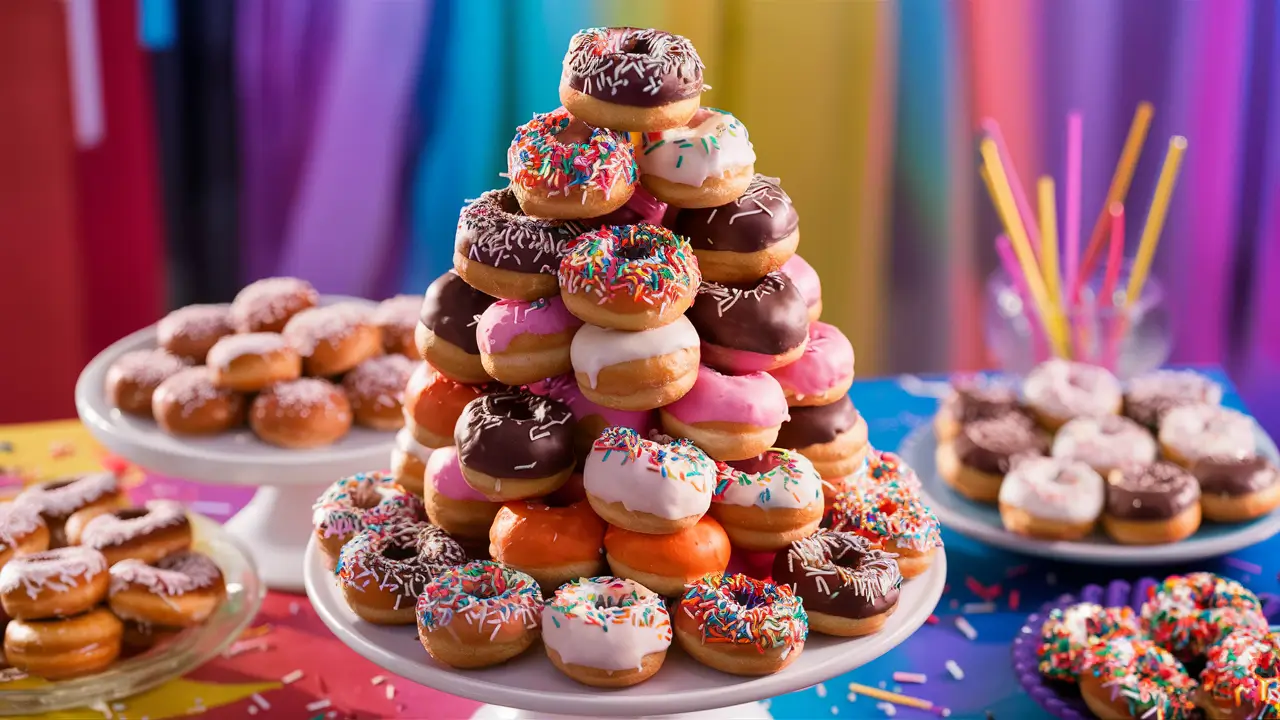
[
  {"x1": 780, "y1": 254, "x2": 821, "y2": 309},
  {"x1": 663, "y1": 364, "x2": 788, "y2": 427},
  {"x1": 530, "y1": 374, "x2": 658, "y2": 435},
  {"x1": 702, "y1": 344, "x2": 792, "y2": 374},
  {"x1": 768, "y1": 322, "x2": 854, "y2": 399},
  {"x1": 477, "y1": 296, "x2": 584, "y2": 354},
  {"x1": 588, "y1": 185, "x2": 668, "y2": 227},
  {"x1": 424, "y1": 446, "x2": 491, "y2": 503}
]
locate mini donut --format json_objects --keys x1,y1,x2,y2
[
  {"x1": 454, "y1": 188, "x2": 585, "y2": 301},
  {"x1": 1051, "y1": 414, "x2": 1156, "y2": 475},
  {"x1": 768, "y1": 322, "x2": 854, "y2": 407},
  {"x1": 775, "y1": 396, "x2": 871, "y2": 488},
  {"x1": 543, "y1": 576, "x2": 671, "y2": 688},
  {"x1": 312, "y1": 471, "x2": 425, "y2": 570},
  {"x1": 390, "y1": 427, "x2": 433, "y2": 496},
  {"x1": 337, "y1": 521, "x2": 467, "y2": 625},
  {"x1": 477, "y1": 296, "x2": 583, "y2": 386},
  {"x1": 416, "y1": 271, "x2": 496, "y2": 385},
  {"x1": 373, "y1": 294, "x2": 423, "y2": 358},
  {"x1": 18, "y1": 473, "x2": 124, "y2": 547},
  {"x1": 105, "y1": 348, "x2": 190, "y2": 417},
  {"x1": 674, "y1": 175, "x2": 800, "y2": 283},
  {"x1": 659, "y1": 365, "x2": 788, "y2": 461},
  {"x1": 4, "y1": 607, "x2": 123, "y2": 679},
  {"x1": 229, "y1": 276, "x2": 319, "y2": 333},
  {"x1": 416, "y1": 560, "x2": 542, "y2": 669},
  {"x1": 558, "y1": 224, "x2": 700, "y2": 330},
  {"x1": 342, "y1": 354, "x2": 416, "y2": 431},
  {"x1": 1037, "y1": 602, "x2": 1141, "y2": 682},
  {"x1": 934, "y1": 376, "x2": 1025, "y2": 443},
  {"x1": 569, "y1": 316, "x2": 700, "y2": 411},
  {"x1": 421, "y1": 447, "x2": 501, "y2": 542},
  {"x1": 997, "y1": 455, "x2": 1104, "y2": 541},
  {"x1": 603, "y1": 514, "x2": 730, "y2": 597},
  {"x1": 772, "y1": 530, "x2": 901, "y2": 637},
  {"x1": 507, "y1": 107, "x2": 636, "y2": 219},
  {"x1": 675, "y1": 573, "x2": 807, "y2": 676},
  {"x1": 710, "y1": 450, "x2": 824, "y2": 551},
  {"x1": 0, "y1": 500, "x2": 49, "y2": 568},
  {"x1": 1124, "y1": 368, "x2": 1223, "y2": 429},
  {"x1": 559, "y1": 27, "x2": 704, "y2": 132},
  {"x1": 156, "y1": 304, "x2": 234, "y2": 362},
  {"x1": 1199, "y1": 628, "x2": 1280, "y2": 719},
  {"x1": 779, "y1": 253, "x2": 821, "y2": 322},
  {"x1": 637, "y1": 108, "x2": 755, "y2": 208},
  {"x1": 688, "y1": 273, "x2": 809, "y2": 373},
  {"x1": 151, "y1": 366, "x2": 247, "y2": 435},
  {"x1": 78, "y1": 501, "x2": 193, "y2": 565},
  {"x1": 489, "y1": 499, "x2": 606, "y2": 593},
  {"x1": 1102, "y1": 462, "x2": 1201, "y2": 545},
  {"x1": 1022, "y1": 359, "x2": 1123, "y2": 431},
  {"x1": 454, "y1": 389, "x2": 577, "y2": 501},
  {"x1": 1140, "y1": 572, "x2": 1267, "y2": 659},
  {"x1": 583, "y1": 427, "x2": 716, "y2": 534},
  {"x1": 936, "y1": 414, "x2": 1049, "y2": 503},
  {"x1": 108, "y1": 551, "x2": 225, "y2": 627},
  {"x1": 1078, "y1": 635, "x2": 1196, "y2": 719},
  {"x1": 283, "y1": 302, "x2": 383, "y2": 377},
  {"x1": 1159, "y1": 403, "x2": 1255, "y2": 469},
  {"x1": 846, "y1": 449, "x2": 923, "y2": 498},
  {"x1": 0, "y1": 546, "x2": 109, "y2": 619},
  {"x1": 830, "y1": 483, "x2": 942, "y2": 579},
  {"x1": 402, "y1": 361, "x2": 491, "y2": 448},
  {"x1": 530, "y1": 374, "x2": 658, "y2": 460},
  {"x1": 207, "y1": 333, "x2": 302, "y2": 391},
  {"x1": 250, "y1": 378, "x2": 352, "y2": 448},
  {"x1": 1193, "y1": 455, "x2": 1280, "y2": 522}
]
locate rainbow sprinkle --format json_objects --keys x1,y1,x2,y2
[
  {"x1": 417, "y1": 561, "x2": 542, "y2": 633},
  {"x1": 547, "y1": 576, "x2": 672, "y2": 639},
  {"x1": 1036, "y1": 603, "x2": 1141, "y2": 682},
  {"x1": 558, "y1": 224, "x2": 700, "y2": 310},
  {"x1": 829, "y1": 482, "x2": 942, "y2": 553},
  {"x1": 1201, "y1": 628, "x2": 1280, "y2": 714},
  {"x1": 679, "y1": 572, "x2": 808, "y2": 651},
  {"x1": 1139, "y1": 572, "x2": 1267, "y2": 657},
  {"x1": 507, "y1": 107, "x2": 635, "y2": 198},
  {"x1": 1080, "y1": 636, "x2": 1196, "y2": 719}
]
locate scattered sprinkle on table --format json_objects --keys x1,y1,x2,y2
[
  {"x1": 848, "y1": 683, "x2": 935, "y2": 711},
  {"x1": 962, "y1": 602, "x2": 995, "y2": 614},
  {"x1": 945, "y1": 659, "x2": 965, "y2": 680},
  {"x1": 926, "y1": 614, "x2": 939, "y2": 624},
  {"x1": 281, "y1": 669, "x2": 304, "y2": 684},
  {"x1": 815, "y1": 682, "x2": 827, "y2": 698},
  {"x1": 305, "y1": 699, "x2": 332, "y2": 712},
  {"x1": 955, "y1": 616, "x2": 978, "y2": 641},
  {"x1": 251, "y1": 693, "x2": 271, "y2": 710},
  {"x1": 1225, "y1": 557, "x2": 1263, "y2": 574},
  {"x1": 1008, "y1": 589, "x2": 1020, "y2": 610},
  {"x1": 386, "y1": 684, "x2": 396, "y2": 700},
  {"x1": 893, "y1": 671, "x2": 927, "y2": 684},
  {"x1": 877, "y1": 701, "x2": 897, "y2": 716},
  {"x1": 371, "y1": 675, "x2": 386, "y2": 686}
]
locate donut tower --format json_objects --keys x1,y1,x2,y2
[{"x1": 329, "y1": 25, "x2": 943, "y2": 684}]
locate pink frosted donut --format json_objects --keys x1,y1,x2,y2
[
  {"x1": 531, "y1": 374, "x2": 658, "y2": 459},
  {"x1": 768, "y1": 321, "x2": 854, "y2": 407},
  {"x1": 779, "y1": 254, "x2": 821, "y2": 322},
  {"x1": 477, "y1": 296, "x2": 584, "y2": 386},
  {"x1": 659, "y1": 365, "x2": 788, "y2": 461},
  {"x1": 422, "y1": 446, "x2": 500, "y2": 542}
]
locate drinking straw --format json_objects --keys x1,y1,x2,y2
[
  {"x1": 1077, "y1": 102, "x2": 1155, "y2": 291},
  {"x1": 847, "y1": 682, "x2": 935, "y2": 711},
  {"x1": 997, "y1": 235, "x2": 1050, "y2": 361},
  {"x1": 1037, "y1": 176, "x2": 1062, "y2": 322},
  {"x1": 1101, "y1": 203, "x2": 1125, "y2": 370},
  {"x1": 981, "y1": 119, "x2": 1041, "y2": 260},
  {"x1": 1124, "y1": 136, "x2": 1187, "y2": 307},
  {"x1": 1064, "y1": 112, "x2": 1083, "y2": 350}
]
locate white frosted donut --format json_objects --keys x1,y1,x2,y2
[
  {"x1": 998, "y1": 455, "x2": 1104, "y2": 524},
  {"x1": 569, "y1": 316, "x2": 699, "y2": 390},
  {"x1": 713, "y1": 450, "x2": 824, "y2": 511},
  {"x1": 637, "y1": 108, "x2": 755, "y2": 188},
  {"x1": 1023, "y1": 359, "x2": 1122, "y2": 421},
  {"x1": 542, "y1": 576, "x2": 671, "y2": 673},
  {"x1": 583, "y1": 427, "x2": 714, "y2": 521},
  {"x1": 1051, "y1": 415, "x2": 1156, "y2": 472},
  {"x1": 1159, "y1": 404, "x2": 1255, "y2": 464}
]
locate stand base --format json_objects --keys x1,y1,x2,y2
[
  {"x1": 224, "y1": 482, "x2": 329, "y2": 591},
  {"x1": 469, "y1": 701, "x2": 772, "y2": 720}
]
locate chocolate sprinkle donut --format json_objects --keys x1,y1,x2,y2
[
  {"x1": 776, "y1": 395, "x2": 860, "y2": 449},
  {"x1": 674, "y1": 175, "x2": 799, "y2": 253},
  {"x1": 1124, "y1": 369, "x2": 1224, "y2": 429},
  {"x1": 687, "y1": 272, "x2": 808, "y2": 356},
  {"x1": 1105, "y1": 462, "x2": 1200, "y2": 520},
  {"x1": 1192, "y1": 456, "x2": 1279, "y2": 498},
  {"x1": 953, "y1": 414, "x2": 1049, "y2": 475},
  {"x1": 772, "y1": 530, "x2": 901, "y2": 620},
  {"x1": 455, "y1": 188, "x2": 586, "y2": 276},
  {"x1": 940, "y1": 377, "x2": 1024, "y2": 424},
  {"x1": 562, "y1": 27, "x2": 704, "y2": 107},
  {"x1": 455, "y1": 389, "x2": 575, "y2": 480},
  {"x1": 419, "y1": 271, "x2": 495, "y2": 355}
]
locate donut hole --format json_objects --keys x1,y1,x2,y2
[
  {"x1": 42, "y1": 478, "x2": 77, "y2": 491},
  {"x1": 380, "y1": 543, "x2": 417, "y2": 562},
  {"x1": 623, "y1": 36, "x2": 654, "y2": 56},
  {"x1": 350, "y1": 487, "x2": 381, "y2": 510},
  {"x1": 553, "y1": 118, "x2": 592, "y2": 145},
  {"x1": 615, "y1": 241, "x2": 656, "y2": 262},
  {"x1": 498, "y1": 190, "x2": 526, "y2": 217},
  {"x1": 113, "y1": 508, "x2": 151, "y2": 522},
  {"x1": 495, "y1": 399, "x2": 537, "y2": 422},
  {"x1": 591, "y1": 595, "x2": 631, "y2": 610},
  {"x1": 731, "y1": 588, "x2": 769, "y2": 611}
]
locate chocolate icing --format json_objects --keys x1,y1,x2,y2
[
  {"x1": 953, "y1": 414, "x2": 1048, "y2": 475},
  {"x1": 1192, "y1": 456, "x2": 1279, "y2": 497},
  {"x1": 1124, "y1": 370, "x2": 1223, "y2": 428},
  {"x1": 772, "y1": 530, "x2": 901, "y2": 620},
  {"x1": 776, "y1": 395, "x2": 859, "y2": 449},
  {"x1": 456, "y1": 188, "x2": 586, "y2": 275},
  {"x1": 941, "y1": 377, "x2": 1024, "y2": 424},
  {"x1": 674, "y1": 175, "x2": 799, "y2": 253},
  {"x1": 419, "y1": 271, "x2": 495, "y2": 355},
  {"x1": 1105, "y1": 462, "x2": 1200, "y2": 520},
  {"x1": 688, "y1": 272, "x2": 808, "y2": 355},
  {"x1": 563, "y1": 27, "x2": 703, "y2": 108},
  {"x1": 455, "y1": 389, "x2": 576, "y2": 480}
]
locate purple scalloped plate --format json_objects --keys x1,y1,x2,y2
[{"x1": 1011, "y1": 578, "x2": 1280, "y2": 720}]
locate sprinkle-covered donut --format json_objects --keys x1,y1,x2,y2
[
  {"x1": 156, "y1": 304, "x2": 234, "y2": 363},
  {"x1": 998, "y1": 455, "x2": 1104, "y2": 541},
  {"x1": 1193, "y1": 455, "x2": 1280, "y2": 522},
  {"x1": 416, "y1": 560, "x2": 543, "y2": 669},
  {"x1": 507, "y1": 107, "x2": 636, "y2": 219},
  {"x1": 1078, "y1": 636, "x2": 1196, "y2": 719},
  {"x1": 675, "y1": 572, "x2": 808, "y2": 676},
  {"x1": 829, "y1": 482, "x2": 942, "y2": 579},
  {"x1": 1102, "y1": 462, "x2": 1202, "y2": 545},
  {"x1": 558, "y1": 224, "x2": 701, "y2": 330},
  {"x1": 583, "y1": 427, "x2": 716, "y2": 534},
  {"x1": 659, "y1": 364, "x2": 788, "y2": 461},
  {"x1": 454, "y1": 388, "x2": 577, "y2": 501},
  {"x1": 710, "y1": 450, "x2": 824, "y2": 551},
  {"x1": 689, "y1": 272, "x2": 809, "y2": 374},
  {"x1": 105, "y1": 348, "x2": 191, "y2": 417},
  {"x1": 454, "y1": 188, "x2": 587, "y2": 300},
  {"x1": 768, "y1": 321, "x2": 854, "y2": 407},
  {"x1": 1037, "y1": 602, "x2": 1141, "y2": 682},
  {"x1": 152, "y1": 366, "x2": 248, "y2": 435},
  {"x1": 249, "y1": 377, "x2": 353, "y2": 449},
  {"x1": 530, "y1": 374, "x2": 658, "y2": 460},
  {"x1": 417, "y1": 271, "x2": 497, "y2": 385},
  {"x1": 637, "y1": 108, "x2": 755, "y2": 208},
  {"x1": 1140, "y1": 572, "x2": 1267, "y2": 658},
  {"x1": 1051, "y1": 414, "x2": 1156, "y2": 475},
  {"x1": 543, "y1": 576, "x2": 673, "y2": 688},
  {"x1": 1200, "y1": 628, "x2": 1280, "y2": 718},
  {"x1": 937, "y1": 413, "x2": 1049, "y2": 503},
  {"x1": 0, "y1": 500, "x2": 48, "y2": 568},
  {"x1": 1159, "y1": 403, "x2": 1255, "y2": 468},
  {"x1": 477, "y1": 296, "x2": 584, "y2": 386},
  {"x1": 207, "y1": 332, "x2": 302, "y2": 392},
  {"x1": 229, "y1": 277, "x2": 318, "y2": 333},
  {"x1": 1022, "y1": 359, "x2": 1123, "y2": 430},
  {"x1": 779, "y1": 253, "x2": 821, "y2": 321},
  {"x1": 338, "y1": 521, "x2": 467, "y2": 625},
  {"x1": 312, "y1": 471, "x2": 425, "y2": 568},
  {"x1": 108, "y1": 551, "x2": 225, "y2": 627},
  {"x1": 0, "y1": 546, "x2": 109, "y2": 620},
  {"x1": 935, "y1": 376, "x2": 1024, "y2": 442},
  {"x1": 78, "y1": 501, "x2": 193, "y2": 565},
  {"x1": 675, "y1": 175, "x2": 801, "y2": 284},
  {"x1": 772, "y1": 530, "x2": 901, "y2": 637},
  {"x1": 1124, "y1": 369, "x2": 1224, "y2": 429}
]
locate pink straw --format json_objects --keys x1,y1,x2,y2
[
  {"x1": 1065, "y1": 113, "x2": 1084, "y2": 359},
  {"x1": 983, "y1": 119, "x2": 1042, "y2": 260},
  {"x1": 996, "y1": 234, "x2": 1049, "y2": 361},
  {"x1": 1101, "y1": 203, "x2": 1126, "y2": 370}
]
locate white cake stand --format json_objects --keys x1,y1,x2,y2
[
  {"x1": 73, "y1": 297, "x2": 396, "y2": 591},
  {"x1": 304, "y1": 538, "x2": 946, "y2": 719}
]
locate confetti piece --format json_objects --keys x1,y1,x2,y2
[
  {"x1": 281, "y1": 670, "x2": 304, "y2": 684},
  {"x1": 112, "y1": 704, "x2": 126, "y2": 712},
  {"x1": 816, "y1": 683, "x2": 827, "y2": 698},
  {"x1": 848, "y1": 683, "x2": 933, "y2": 711},
  {"x1": 962, "y1": 602, "x2": 996, "y2": 614},
  {"x1": 1005, "y1": 564, "x2": 1028, "y2": 577},
  {"x1": 926, "y1": 614, "x2": 939, "y2": 624},
  {"x1": 371, "y1": 675, "x2": 386, "y2": 686},
  {"x1": 251, "y1": 694, "x2": 271, "y2": 710},
  {"x1": 940, "y1": 709, "x2": 953, "y2": 717},
  {"x1": 946, "y1": 660, "x2": 966, "y2": 680},
  {"x1": 877, "y1": 701, "x2": 897, "y2": 716},
  {"x1": 49, "y1": 441, "x2": 74, "y2": 459},
  {"x1": 189, "y1": 500, "x2": 233, "y2": 516},
  {"x1": 893, "y1": 672, "x2": 927, "y2": 684},
  {"x1": 831, "y1": 707, "x2": 840, "y2": 716},
  {"x1": 248, "y1": 708, "x2": 258, "y2": 716},
  {"x1": 290, "y1": 602, "x2": 300, "y2": 615},
  {"x1": 1225, "y1": 557, "x2": 1263, "y2": 574},
  {"x1": 848, "y1": 693, "x2": 858, "y2": 702},
  {"x1": 386, "y1": 684, "x2": 396, "y2": 700},
  {"x1": 1009, "y1": 590, "x2": 1020, "y2": 611},
  {"x1": 955, "y1": 617, "x2": 977, "y2": 641},
  {"x1": 306, "y1": 699, "x2": 333, "y2": 712}
]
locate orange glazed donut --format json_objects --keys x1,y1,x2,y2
[
  {"x1": 79, "y1": 501, "x2": 193, "y2": 566},
  {"x1": 229, "y1": 276, "x2": 318, "y2": 333},
  {"x1": 283, "y1": 302, "x2": 384, "y2": 377},
  {"x1": 507, "y1": 108, "x2": 636, "y2": 219},
  {"x1": 156, "y1": 303, "x2": 234, "y2": 363},
  {"x1": 0, "y1": 501, "x2": 49, "y2": 570},
  {"x1": 416, "y1": 271, "x2": 496, "y2": 385},
  {"x1": 373, "y1": 294, "x2": 422, "y2": 358},
  {"x1": 4, "y1": 607, "x2": 123, "y2": 680},
  {"x1": 489, "y1": 499, "x2": 606, "y2": 594},
  {"x1": 104, "y1": 348, "x2": 190, "y2": 417},
  {"x1": 0, "y1": 546, "x2": 109, "y2": 620},
  {"x1": 416, "y1": 561, "x2": 542, "y2": 669},
  {"x1": 250, "y1": 378, "x2": 353, "y2": 448},
  {"x1": 19, "y1": 473, "x2": 124, "y2": 547},
  {"x1": 559, "y1": 28, "x2": 704, "y2": 132},
  {"x1": 312, "y1": 472, "x2": 425, "y2": 570},
  {"x1": 207, "y1": 333, "x2": 302, "y2": 392},
  {"x1": 603, "y1": 514, "x2": 731, "y2": 597},
  {"x1": 108, "y1": 551, "x2": 225, "y2": 627},
  {"x1": 402, "y1": 361, "x2": 492, "y2": 448},
  {"x1": 337, "y1": 521, "x2": 467, "y2": 625},
  {"x1": 342, "y1": 354, "x2": 416, "y2": 431}
]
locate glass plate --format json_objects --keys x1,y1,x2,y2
[{"x1": 0, "y1": 514, "x2": 265, "y2": 715}]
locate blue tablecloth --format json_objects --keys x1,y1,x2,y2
[{"x1": 769, "y1": 368, "x2": 1278, "y2": 720}]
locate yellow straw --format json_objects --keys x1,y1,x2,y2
[
  {"x1": 980, "y1": 139, "x2": 1068, "y2": 356},
  {"x1": 1110, "y1": 102, "x2": 1155, "y2": 202},
  {"x1": 1038, "y1": 176, "x2": 1062, "y2": 315},
  {"x1": 848, "y1": 683, "x2": 934, "y2": 710},
  {"x1": 1125, "y1": 136, "x2": 1187, "y2": 307}
]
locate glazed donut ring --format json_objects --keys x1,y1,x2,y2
[
  {"x1": 337, "y1": 521, "x2": 467, "y2": 625},
  {"x1": 282, "y1": 302, "x2": 384, "y2": 377},
  {"x1": 79, "y1": 501, "x2": 193, "y2": 566},
  {"x1": 402, "y1": 361, "x2": 492, "y2": 448},
  {"x1": 603, "y1": 514, "x2": 731, "y2": 597},
  {"x1": 0, "y1": 546, "x2": 109, "y2": 620},
  {"x1": 0, "y1": 500, "x2": 50, "y2": 569},
  {"x1": 229, "y1": 277, "x2": 318, "y2": 334},
  {"x1": 543, "y1": 577, "x2": 672, "y2": 688},
  {"x1": 422, "y1": 445, "x2": 502, "y2": 542},
  {"x1": 156, "y1": 304, "x2": 234, "y2": 363},
  {"x1": 776, "y1": 397, "x2": 871, "y2": 488},
  {"x1": 477, "y1": 296, "x2": 583, "y2": 386},
  {"x1": 454, "y1": 389, "x2": 577, "y2": 502},
  {"x1": 1102, "y1": 463, "x2": 1201, "y2": 545},
  {"x1": 1158, "y1": 403, "x2": 1255, "y2": 468},
  {"x1": 997, "y1": 455, "x2": 1105, "y2": 542},
  {"x1": 675, "y1": 573, "x2": 808, "y2": 676},
  {"x1": 1022, "y1": 359, "x2": 1122, "y2": 430},
  {"x1": 507, "y1": 108, "x2": 636, "y2": 219},
  {"x1": 530, "y1": 374, "x2": 659, "y2": 461},
  {"x1": 779, "y1": 254, "x2": 822, "y2": 322},
  {"x1": 583, "y1": 428, "x2": 716, "y2": 534},
  {"x1": 454, "y1": 188, "x2": 586, "y2": 301},
  {"x1": 1036, "y1": 602, "x2": 1141, "y2": 682},
  {"x1": 768, "y1": 322, "x2": 854, "y2": 407},
  {"x1": 659, "y1": 364, "x2": 788, "y2": 461},
  {"x1": 829, "y1": 483, "x2": 942, "y2": 579},
  {"x1": 1123, "y1": 368, "x2": 1223, "y2": 429},
  {"x1": 772, "y1": 530, "x2": 901, "y2": 637},
  {"x1": 569, "y1": 317, "x2": 701, "y2": 412},
  {"x1": 709, "y1": 450, "x2": 825, "y2": 551},
  {"x1": 207, "y1": 333, "x2": 302, "y2": 392},
  {"x1": 104, "y1": 348, "x2": 190, "y2": 417},
  {"x1": 4, "y1": 607, "x2": 123, "y2": 680},
  {"x1": 108, "y1": 551, "x2": 225, "y2": 627},
  {"x1": 416, "y1": 561, "x2": 543, "y2": 669},
  {"x1": 1051, "y1": 414, "x2": 1156, "y2": 475}
]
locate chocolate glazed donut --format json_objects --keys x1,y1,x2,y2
[
  {"x1": 952, "y1": 415, "x2": 1049, "y2": 476},
  {"x1": 674, "y1": 175, "x2": 799, "y2": 283},
  {"x1": 687, "y1": 272, "x2": 809, "y2": 373},
  {"x1": 1101, "y1": 461, "x2": 1201, "y2": 545},
  {"x1": 454, "y1": 389, "x2": 577, "y2": 502},
  {"x1": 453, "y1": 188, "x2": 586, "y2": 300},
  {"x1": 776, "y1": 396, "x2": 858, "y2": 449},
  {"x1": 772, "y1": 530, "x2": 901, "y2": 637},
  {"x1": 562, "y1": 28, "x2": 703, "y2": 108},
  {"x1": 417, "y1": 271, "x2": 496, "y2": 384}
]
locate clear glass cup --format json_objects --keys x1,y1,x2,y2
[{"x1": 983, "y1": 262, "x2": 1171, "y2": 379}]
